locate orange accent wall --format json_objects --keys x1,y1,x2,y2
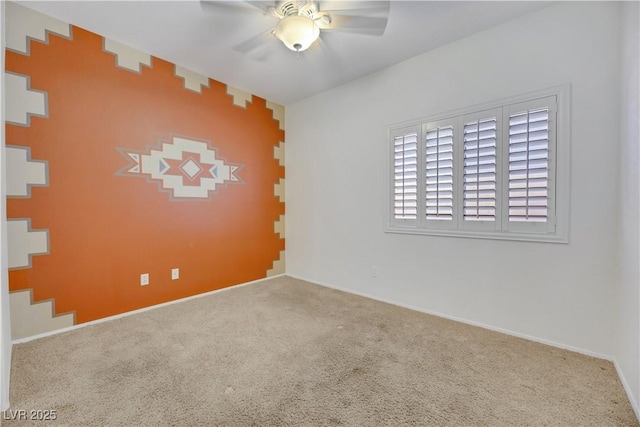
[{"x1": 6, "y1": 26, "x2": 285, "y2": 324}]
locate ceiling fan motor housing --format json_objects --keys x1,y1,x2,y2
[{"x1": 277, "y1": 0, "x2": 318, "y2": 18}]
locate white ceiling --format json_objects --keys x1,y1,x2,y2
[{"x1": 16, "y1": 1, "x2": 552, "y2": 106}]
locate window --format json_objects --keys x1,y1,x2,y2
[{"x1": 387, "y1": 86, "x2": 570, "y2": 243}]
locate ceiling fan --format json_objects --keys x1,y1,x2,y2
[{"x1": 201, "y1": 1, "x2": 390, "y2": 55}]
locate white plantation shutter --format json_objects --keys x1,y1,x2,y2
[
  {"x1": 387, "y1": 87, "x2": 566, "y2": 242},
  {"x1": 462, "y1": 113, "x2": 499, "y2": 228},
  {"x1": 424, "y1": 121, "x2": 456, "y2": 227},
  {"x1": 508, "y1": 109, "x2": 548, "y2": 221},
  {"x1": 505, "y1": 96, "x2": 556, "y2": 233},
  {"x1": 391, "y1": 127, "x2": 420, "y2": 224}
]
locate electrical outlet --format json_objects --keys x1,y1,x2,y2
[
  {"x1": 371, "y1": 266, "x2": 378, "y2": 278},
  {"x1": 171, "y1": 268, "x2": 179, "y2": 280},
  {"x1": 140, "y1": 273, "x2": 149, "y2": 286}
]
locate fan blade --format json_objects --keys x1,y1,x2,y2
[
  {"x1": 318, "y1": 1, "x2": 390, "y2": 16},
  {"x1": 233, "y1": 28, "x2": 276, "y2": 54},
  {"x1": 322, "y1": 15, "x2": 388, "y2": 35},
  {"x1": 303, "y1": 35, "x2": 327, "y2": 56},
  {"x1": 200, "y1": 1, "x2": 277, "y2": 15}
]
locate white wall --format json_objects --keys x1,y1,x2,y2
[
  {"x1": 616, "y1": 0, "x2": 640, "y2": 414},
  {"x1": 287, "y1": 2, "x2": 621, "y2": 357},
  {"x1": 0, "y1": 0, "x2": 12, "y2": 411}
]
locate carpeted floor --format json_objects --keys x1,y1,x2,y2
[{"x1": 4, "y1": 276, "x2": 639, "y2": 426}]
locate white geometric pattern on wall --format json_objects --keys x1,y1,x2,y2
[
  {"x1": 226, "y1": 85, "x2": 253, "y2": 108},
  {"x1": 5, "y1": 1, "x2": 72, "y2": 55},
  {"x1": 7, "y1": 219, "x2": 49, "y2": 270},
  {"x1": 274, "y1": 214, "x2": 285, "y2": 239},
  {"x1": 267, "y1": 101, "x2": 285, "y2": 278},
  {"x1": 5, "y1": 71, "x2": 47, "y2": 126},
  {"x1": 6, "y1": 146, "x2": 48, "y2": 197},
  {"x1": 10, "y1": 289, "x2": 75, "y2": 340},
  {"x1": 274, "y1": 177, "x2": 285, "y2": 203},
  {"x1": 103, "y1": 38, "x2": 152, "y2": 73},
  {"x1": 274, "y1": 141, "x2": 285, "y2": 167},
  {"x1": 266, "y1": 101, "x2": 285, "y2": 131},
  {"x1": 175, "y1": 66, "x2": 210, "y2": 93},
  {"x1": 267, "y1": 250, "x2": 286, "y2": 277},
  {"x1": 117, "y1": 136, "x2": 242, "y2": 200}
]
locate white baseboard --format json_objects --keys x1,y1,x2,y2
[
  {"x1": 613, "y1": 358, "x2": 640, "y2": 421},
  {"x1": 288, "y1": 274, "x2": 613, "y2": 361},
  {"x1": 12, "y1": 274, "x2": 286, "y2": 345}
]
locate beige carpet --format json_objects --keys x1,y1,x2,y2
[{"x1": 4, "y1": 276, "x2": 639, "y2": 426}]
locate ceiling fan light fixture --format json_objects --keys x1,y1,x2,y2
[{"x1": 274, "y1": 15, "x2": 320, "y2": 52}]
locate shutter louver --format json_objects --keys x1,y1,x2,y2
[
  {"x1": 425, "y1": 126, "x2": 454, "y2": 220},
  {"x1": 508, "y1": 108, "x2": 549, "y2": 223},
  {"x1": 394, "y1": 132, "x2": 418, "y2": 220},
  {"x1": 463, "y1": 118, "x2": 497, "y2": 221}
]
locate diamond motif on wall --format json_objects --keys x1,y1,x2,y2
[
  {"x1": 117, "y1": 136, "x2": 242, "y2": 200},
  {"x1": 180, "y1": 158, "x2": 201, "y2": 180}
]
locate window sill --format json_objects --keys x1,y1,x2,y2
[{"x1": 385, "y1": 225, "x2": 569, "y2": 244}]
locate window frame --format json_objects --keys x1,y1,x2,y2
[{"x1": 385, "y1": 85, "x2": 571, "y2": 244}]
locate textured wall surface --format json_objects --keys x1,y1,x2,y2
[{"x1": 5, "y1": 2, "x2": 285, "y2": 338}]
